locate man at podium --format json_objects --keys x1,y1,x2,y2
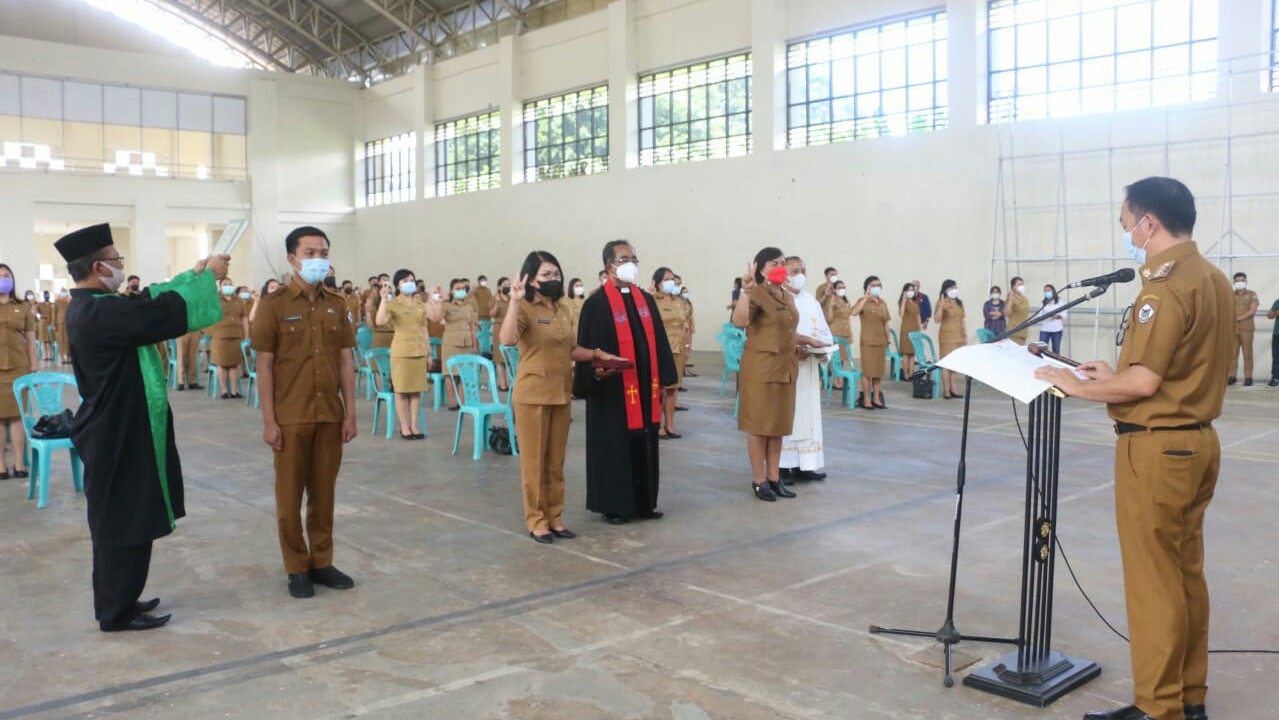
[{"x1": 1035, "y1": 177, "x2": 1233, "y2": 720}]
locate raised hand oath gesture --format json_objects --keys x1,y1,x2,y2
[{"x1": 741, "y1": 261, "x2": 757, "y2": 290}]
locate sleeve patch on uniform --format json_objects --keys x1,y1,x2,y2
[{"x1": 1137, "y1": 303, "x2": 1156, "y2": 324}]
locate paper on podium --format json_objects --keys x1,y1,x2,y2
[{"x1": 936, "y1": 339, "x2": 1083, "y2": 404}]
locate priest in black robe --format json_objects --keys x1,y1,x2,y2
[
  {"x1": 56, "y1": 224, "x2": 227, "y2": 632},
  {"x1": 573, "y1": 240, "x2": 678, "y2": 524}
]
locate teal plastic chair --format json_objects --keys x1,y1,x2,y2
[
  {"x1": 976, "y1": 328, "x2": 997, "y2": 344},
  {"x1": 477, "y1": 328, "x2": 494, "y2": 355},
  {"x1": 206, "y1": 346, "x2": 243, "y2": 398},
  {"x1": 13, "y1": 372, "x2": 84, "y2": 509},
  {"x1": 478, "y1": 320, "x2": 493, "y2": 335},
  {"x1": 354, "y1": 327, "x2": 375, "y2": 399},
  {"x1": 499, "y1": 345, "x2": 520, "y2": 404},
  {"x1": 239, "y1": 339, "x2": 259, "y2": 408},
  {"x1": 165, "y1": 338, "x2": 181, "y2": 389},
  {"x1": 446, "y1": 354, "x2": 518, "y2": 460},
  {"x1": 886, "y1": 329, "x2": 904, "y2": 381},
  {"x1": 428, "y1": 337, "x2": 445, "y2": 410},
  {"x1": 718, "y1": 333, "x2": 744, "y2": 398},
  {"x1": 829, "y1": 338, "x2": 864, "y2": 408},
  {"x1": 365, "y1": 349, "x2": 427, "y2": 439},
  {"x1": 43, "y1": 325, "x2": 55, "y2": 362},
  {"x1": 908, "y1": 331, "x2": 944, "y2": 399}
]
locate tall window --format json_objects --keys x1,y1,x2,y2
[
  {"x1": 435, "y1": 110, "x2": 500, "y2": 197},
  {"x1": 988, "y1": 0, "x2": 1218, "y2": 123},
  {"x1": 639, "y1": 53, "x2": 752, "y2": 166},
  {"x1": 787, "y1": 10, "x2": 948, "y2": 148},
  {"x1": 1272, "y1": 0, "x2": 1279, "y2": 91},
  {"x1": 522, "y1": 85, "x2": 608, "y2": 182},
  {"x1": 363, "y1": 132, "x2": 415, "y2": 206}
]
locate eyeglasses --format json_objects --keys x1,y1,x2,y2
[
  {"x1": 1115, "y1": 303, "x2": 1133, "y2": 347},
  {"x1": 537, "y1": 272, "x2": 563, "y2": 281},
  {"x1": 610, "y1": 257, "x2": 639, "y2": 266},
  {"x1": 98, "y1": 255, "x2": 125, "y2": 264}
]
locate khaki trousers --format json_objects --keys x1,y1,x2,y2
[
  {"x1": 176, "y1": 333, "x2": 202, "y2": 384},
  {"x1": 274, "y1": 422, "x2": 343, "y2": 574},
  {"x1": 514, "y1": 402, "x2": 570, "y2": 534},
  {"x1": 1115, "y1": 427, "x2": 1219, "y2": 720},
  {"x1": 1234, "y1": 328, "x2": 1253, "y2": 378}
]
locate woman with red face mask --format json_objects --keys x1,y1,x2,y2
[{"x1": 731, "y1": 247, "x2": 825, "y2": 502}]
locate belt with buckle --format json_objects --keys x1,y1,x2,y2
[{"x1": 1114, "y1": 421, "x2": 1210, "y2": 435}]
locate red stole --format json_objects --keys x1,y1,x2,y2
[{"x1": 603, "y1": 282, "x2": 661, "y2": 430}]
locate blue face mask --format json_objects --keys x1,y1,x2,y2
[
  {"x1": 298, "y1": 258, "x2": 330, "y2": 285},
  {"x1": 869, "y1": 286, "x2": 882, "y2": 297},
  {"x1": 1123, "y1": 218, "x2": 1148, "y2": 266},
  {"x1": 221, "y1": 285, "x2": 235, "y2": 296},
  {"x1": 453, "y1": 288, "x2": 468, "y2": 300},
  {"x1": 661, "y1": 280, "x2": 678, "y2": 295},
  {"x1": 400, "y1": 281, "x2": 417, "y2": 296}
]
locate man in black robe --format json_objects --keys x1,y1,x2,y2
[
  {"x1": 57, "y1": 224, "x2": 228, "y2": 632},
  {"x1": 573, "y1": 240, "x2": 678, "y2": 524}
]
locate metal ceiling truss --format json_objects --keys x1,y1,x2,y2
[{"x1": 155, "y1": 0, "x2": 551, "y2": 84}]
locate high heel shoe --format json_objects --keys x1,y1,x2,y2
[
  {"x1": 873, "y1": 391, "x2": 887, "y2": 409},
  {"x1": 855, "y1": 392, "x2": 869, "y2": 409},
  {"x1": 769, "y1": 480, "x2": 796, "y2": 499},
  {"x1": 752, "y1": 482, "x2": 777, "y2": 502},
  {"x1": 400, "y1": 432, "x2": 415, "y2": 440}
]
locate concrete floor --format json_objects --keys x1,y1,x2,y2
[{"x1": 2, "y1": 352, "x2": 1277, "y2": 720}]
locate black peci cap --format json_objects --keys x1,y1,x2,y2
[{"x1": 55, "y1": 223, "x2": 114, "y2": 263}]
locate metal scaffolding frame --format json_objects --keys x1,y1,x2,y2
[{"x1": 989, "y1": 53, "x2": 1279, "y2": 360}]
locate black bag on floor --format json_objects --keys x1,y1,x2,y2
[
  {"x1": 488, "y1": 426, "x2": 513, "y2": 455},
  {"x1": 910, "y1": 370, "x2": 935, "y2": 399},
  {"x1": 32, "y1": 409, "x2": 74, "y2": 439}
]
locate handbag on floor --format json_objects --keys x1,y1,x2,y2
[
  {"x1": 910, "y1": 370, "x2": 935, "y2": 399},
  {"x1": 488, "y1": 426, "x2": 513, "y2": 455}
]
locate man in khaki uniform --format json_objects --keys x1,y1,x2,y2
[
  {"x1": 1036, "y1": 178, "x2": 1231, "y2": 720},
  {"x1": 815, "y1": 267, "x2": 838, "y2": 303},
  {"x1": 472, "y1": 275, "x2": 495, "y2": 322},
  {"x1": 253, "y1": 226, "x2": 358, "y2": 600},
  {"x1": 1228, "y1": 272, "x2": 1258, "y2": 386}
]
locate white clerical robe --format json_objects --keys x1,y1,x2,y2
[{"x1": 781, "y1": 290, "x2": 833, "y2": 471}]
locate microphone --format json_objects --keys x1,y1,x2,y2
[{"x1": 1063, "y1": 268, "x2": 1135, "y2": 290}]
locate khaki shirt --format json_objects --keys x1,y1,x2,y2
[
  {"x1": 859, "y1": 297, "x2": 891, "y2": 346},
  {"x1": 472, "y1": 286, "x2": 495, "y2": 319},
  {"x1": 825, "y1": 297, "x2": 853, "y2": 339},
  {"x1": 1110, "y1": 243, "x2": 1234, "y2": 427},
  {"x1": 344, "y1": 293, "x2": 362, "y2": 324},
  {"x1": 1006, "y1": 292, "x2": 1030, "y2": 338},
  {"x1": 385, "y1": 295, "x2": 428, "y2": 358},
  {"x1": 654, "y1": 292, "x2": 688, "y2": 355},
  {"x1": 1234, "y1": 289, "x2": 1258, "y2": 330},
  {"x1": 250, "y1": 279, "x2": 356, "y2": 426},
  {"x1": 442, "y1": 300, "x2": 476, "y2": 348},
  {"x1": 212, "y1": 296, "x2": 247, "y2": 340},
  {"x1": 0, "y1": 301, "x2": 35, "y2": 371},
  {"x1": 740, "y1": 284, "x2": 798, "y2": 384},
  {"x1": 513, "y1": 298, "x2": 574, "y2": 405},
  {"x1": 937, "y1": 298, "x2": 967, "y2": 346}
]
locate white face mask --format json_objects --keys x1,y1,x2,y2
[
  {"x1": 1014, "y1": 285, "x2": 1025, "y2": 295},
  {"x1": 946, "y1": 289, "x2": 959, "y2": 299},
  {"x1": 905, "y1": 290, "x2": 916, "y2": 299},
  {"x1": 615, "y1": 262, "x2": 639, "y2": 284},
  {"x1": 1233, "y1": 281, "x2": 1246, "y2": 291},
  {"x1": 98, "y1": 261, "x2": 126, "y2": 292},
  {"x1": 479, "y1": 280, "x2": 487, "y2": 288},
  {"x1": 990, "y1": 293, "x2": 1001, "y2": 301},
  {"x1": 788, "y1": 273, "x2": 807, "y2": 290},
  {"x1": 574, "y1": 286, "x2": 585, "y2": 297}
]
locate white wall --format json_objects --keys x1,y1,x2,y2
[{"x1": 352, "y1": 0, "x2": 1279, "y2": 368}]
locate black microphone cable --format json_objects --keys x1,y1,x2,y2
[{"x1": 1008, "y1": 397, "x2": 1278, "y2": 656}]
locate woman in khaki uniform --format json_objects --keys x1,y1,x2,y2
[
  {"x1": 500, "y1": 252, "x2": 625, "y2": 543},
  {"x1": 1006, "y1": 276, "x2": 1030, "y2": 345},
  {"x1": 732, "y1": 247, "x2": 822, "y2": 503},
  {"x1": 491, "y1": 277, "x2": 512, "y2": 392},
  {"x1": 564, "y1": 278, "x2": 586, "y2": 336},
  {"x1": 0, "y1": 265, "x2": 38, "y2": 479},
  {"x1": 365, "y1": 282, "x2": 395, "y2": 350},
  {"x1": 442, "y1": 278, "x2": 478, "y2": 410},
  {"x1": 822, "y1": 279, "x2": 854, "y2": 390},
  {"x1": 54, "y1": 290, "x2": 71, "y2": 363},
  {"x1": 852, "y1": 275, "x2": 891, "y2": 409},
  {"x1": 898, "y1": 282, "x2": 922, "y2": 379},
  {"x1": 376, "y1": 270, "x2": 443, "y2": 439},
  {"x1": 211, "y1": 278, "x2": 249, "y2": 399},
  {"x1": 934, "y1": 278, "x2": 968, "y2": 399},
  {"x1": 36, "y1": 293, "x2": 55, "y2": 362},
  {"x1": 652, "y1": 267, "x2": 690, "y2": 439}
]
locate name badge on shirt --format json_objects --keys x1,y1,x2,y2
[
  {"x1": 283, "y1": 315, "x2": 302, "y2": 322},
  {"x1": 536, "y1": 318, "x2": 553, "y2": 325},
  {"x1": 327, "y1": 308, "x2": 336, "y2": 314}
]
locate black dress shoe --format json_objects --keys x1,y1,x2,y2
[
  {"x1": 1227, "y1": 376, "x2": 1237, "y2": 385},
  {"x1": 1269, "y1": 378, "x2": 1279, "y2": 387},
  {"x1": 530, "y1": 532, "x2": 553, "y2": 544},
  {"x1": 638, "y1": 510, "x2": 664, "y2": 520},
  {"x1": 1083, "y1": 705, "x2": 1156, "y2": 720},
  {"x1": 778, "y1": 467, "x2": 796, "y2": 479},
  {"x1": 310, "y1": 565, "x2": 355, "y2": 589},
  {"x1": 1184, "y1": 704, "x2": 1207, "y2": 720},
  {"x1": 603, "y1": 514, "x2": 627, "y2": 525},
  {"x1": 14, "y1": 469, "x2": 27, "y2": 479},
  {"x1": 177, "y1": 384, "x2": 186, "y2": 391},
  {"x1": 190, "y1": 383, "x2": 204, "y2": 390},
  {"x1": 413, "y1": 433, "x2": 426, "y2": 440},
  {"x1": 753, "y1": 482, "x2": 777, "y2": 502},
  {"x1": 400, "y1": 432, "x2": 415, "y2": 440},
  {"x1": 550, "y1": 528, "x2": 576, "y2": 539},
  {"x1": 0, "y1": 472, "x2": 9, "y2": 481},
  {"x1": 665, "y1": 432, "x2": 682, "y2": 439},
  {"x1": 795, "y1": 470, "x2": 827, "y2": 481},
  {"x1": 769, "y1": 480, "x2": 797, "y2": 498},
  {"x1": 102, "y1": 612, "x2": 171, "y2": 632},
  {"x1": 136, "y1": 597, "x2": 161, "y2": 614},
  {"x1": 1243, "y1": 378, "x2": 1253, "y2": 387},
  {"x1": 675, "y1": 405, "x2": 689, "y2": 411},
  {"x1": 288, "y1": 572, "x2": 315, "y2": 598}
]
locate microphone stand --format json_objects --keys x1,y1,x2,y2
[{"x1": 870, "y1": 284, "x2": 1111, "y2": 689}]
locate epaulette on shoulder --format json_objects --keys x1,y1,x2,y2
[{"x1": 1142, "y1": 261, "x2": 1176, "y2": 282}]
